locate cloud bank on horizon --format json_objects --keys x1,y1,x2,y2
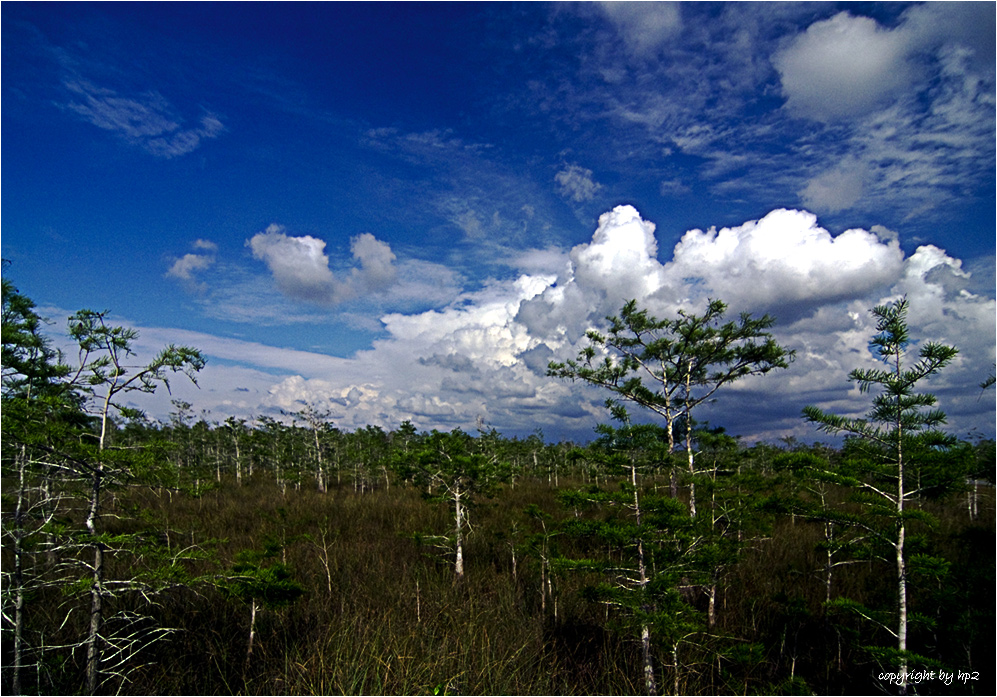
[{"x1": 141, "y1": 204, "x2": 994, "y2": 443}]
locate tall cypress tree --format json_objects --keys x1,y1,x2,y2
[
  {"x1": 2, "y1": 278, "x2": 78, "y2": 694},
  {"x1": 803, "y1": 296, "x2": 958, "y2": 695},
  {"x1": 557, "y1": 407, "x2": 703, "y2": 696},
  {"x1": 65, "y1": 309, "x2": 206, "y2": 694},
  {"x1": 395, "y1": 429, "x2": 509, "y2": 582},
  {"x1": 548, "y1": 298, "x2": 793, "y2": 516}
]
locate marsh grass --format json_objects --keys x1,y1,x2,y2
[
  {"x1": 89, "y1": 477, "x2": 636, "y2": 695},
  {"x1": 5, "y1": 471, "x2": 993, "y2": 695}
]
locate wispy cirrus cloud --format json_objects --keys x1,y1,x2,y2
[
  {"x1": 62, "y1": 79, "x2": 223, "y2": 158},
  {"x1": 519, "y1": 2, "x2": 994, "y2": 223},
  {"x1": 5, "y1": 16, "x2": 226, "y2": 159},
  {"x1": 361, "y1": 125, "x2": 579, "y2": 259},
  {"x1": 597, "y1": 1, "x2": 681, "y2": 59},
  {"x1": 555, "y1": 163, "x2": 603, "y2": 202},
  {"x1": 798, "y1": 47, "x2": 995, "y2": 218}
]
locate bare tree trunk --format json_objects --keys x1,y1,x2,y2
[
  {"x1": 540, "y1": 561, "x2": 547, "y2": 614},
  {"x1": 707, "y1": 582, "x2": 717, "y2": 631},
  {"x1": 685, "y1": 422, "x2": 697, "y2": 519},
  {"x1": 897, "y1": 522, "x2": 908, "y2": 695},
  {"x1": 244, "y1": 599, "x2": 258, "y2": 673},
  {"x1": 234, "y1": 437, "x2": 243, "y2": 486},
  {"x1": 894, "y1": 351, "x2": 908, "y2": 696},
  {"x1": 313, "y1": 428, "x2": 326, "y2": 493},
  {"x1": 825, "y1": 520, "x2": 835, "y2": 605},
  {"x1": 454, "y1": 485, "x2": 465, "y2": 581},
  {"x1": 967, "y1": 480, "x2": 978, "y2": 520},
  {"x1": 665, "y1": 411, "x2": 680, "y2": 499},
  {"x1": 682, "y1": 367, "x2": 697, "y2": 518},
  {"x1": 672, "y1": 641, "x2": 680, "y2": 696},
  {"x1": 314, "y1": 529, "x2": 334, "y2": 596},
  {"x1": 85, "y1": 467, "x2": 105, "y2": 695},
  {"x1": 642, "y1": 623, "x2": 657, "y2": 696},
  {"x1": 630, "y1": 462, "x2": 657, "y2": 696},
  {"x1": 416, "y1": 579, "x2": 421, "y2": 623},
  {"x1": 546, "y1": 556, "x2": 555, "y2": 618},
  {"x1": 12, "y1": 448, "x2": 28, "y2": 696}
]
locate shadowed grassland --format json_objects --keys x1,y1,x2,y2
[{"x1": 6, "y1": 469, "x2": 992, "y2": 696}]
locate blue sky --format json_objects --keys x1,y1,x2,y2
[{"x1": 2, "y1": 1, "x2": 994, "y2": 443}]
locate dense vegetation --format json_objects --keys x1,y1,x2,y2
[{"x1": 2, "y1": 277, "x2": 994, "y2": 696}]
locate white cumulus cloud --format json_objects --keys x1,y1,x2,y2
[
  {"x1": 515, "y1": 205, "x2": 991, "y2": 439},
  {"x1": 349, "y1": 232, "x2": 397, "y2": 291},
  {"x1": 246, "y1": 224, "x2": 399, "y2": 305},
  {"x1": 166, "y1": 254, "x2": 214, "y2": 282},
  {"x1": 516, "y1": 205, "x2": 664, "y2": 342},
  {"x1": 659, "y1": 208, "x2": 906, "y2": 320},
  {"x1": 166, "y1": 239, "x2": 218, "y2": 291},
  {"x1": 774, "y1": 11, "x2": 916, "y2": 122},
  {"x1": 774, "y1": 5, "x2": 995, "y2": 124},
  {"x1": 247, "y1": 224, "x2": 340, "y2": 302}
]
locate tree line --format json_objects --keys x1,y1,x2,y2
[{"x1": 2, "y1": 275, "x2": 994, "y2": 695}]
